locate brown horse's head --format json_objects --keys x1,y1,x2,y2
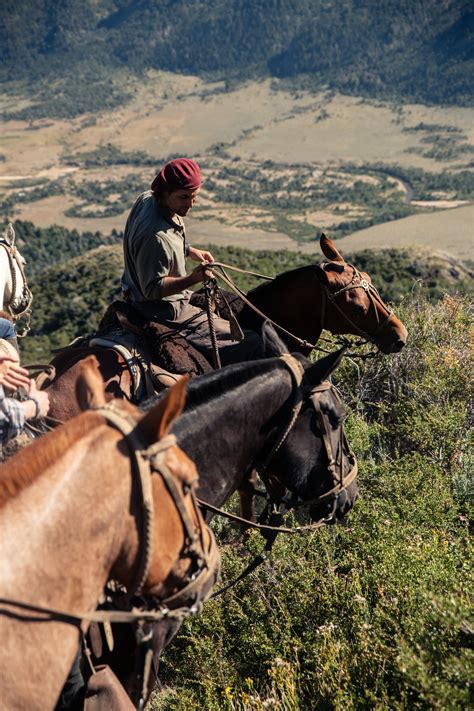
[
  {"x1": 76, "y1": 359, "x2": 218, "y2": 604},
  {"x1": 315, "y1": 235, "x2": 408, "y2": 354}
]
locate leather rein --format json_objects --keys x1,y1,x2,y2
[{"x1": 206, "y1": 259, "x2": 396, "y2": 354}]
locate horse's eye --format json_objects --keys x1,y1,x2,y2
[{"x1": 352, "y1": 302, "x2": 367, "y2": 315}]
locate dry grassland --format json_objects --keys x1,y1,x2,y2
[
  {"x1": 1, "y1": 73, "x2": 473, "y2": 257},
  {"x1": 337, "y1": 204, "x2": 474, "y2": 261},
  {"x1": 230, "y1": 93, "x2": 474, "y2": 170}
]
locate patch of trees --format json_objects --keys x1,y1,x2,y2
[
  {"x1": 61, "y1": 144, "x2": 157, "y2": 169},
  {"x1": 3, "y1": 220, "x2": 121, "y2": 276}
]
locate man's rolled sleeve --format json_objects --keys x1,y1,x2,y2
[
  {"x1": 135, "y1": 232, "x2": 173, "y2": 300},
  {"x1": 0, "y1": 385, "x2": 25, "y2": 443}
]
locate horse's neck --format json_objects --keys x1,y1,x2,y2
[
  {"x1": 0, "y1": 425, "x2": 133, "y2": 709},
  {"x1": 175, "y1": 361, "x2": 294, "y2": 507},
  {"x1": 246, "y1": 267, "x2": 324, "y2": 348},
  {"x1": 0, "y1": 247, "x2": 12, "y2": 310},
  {"x1": 0, "y1": 244, "x2": 25, "y2": 311}
]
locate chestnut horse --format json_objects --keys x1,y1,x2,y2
[
  {"x1": 0, "y1": 358, "x2": 219, "y2": 711},
  {"x1": 43, "y1": 235, "x2": 407, "y2": 423},
  {"x1": 232, "y1": 234, "x2": 407, "y2": 355}
]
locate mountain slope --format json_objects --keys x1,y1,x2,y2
[{"x1": 1, "y1": 0, "x2": 472, "y2": 113}]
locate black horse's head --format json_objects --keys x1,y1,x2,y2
[{"x1": 261, "y1": 325, "x2": 359, "y2": 523}]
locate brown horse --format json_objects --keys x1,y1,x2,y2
[
  {"x1": 43, "y1": 234, "x2": 407, "y2": 422},
  {"x1": 0, "y1": 358, "x2": 219, "y2": 711},
  {"x1": 233, "y1": 234, "x2": 408, "y2": 355}
]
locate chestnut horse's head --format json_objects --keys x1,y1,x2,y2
[
  {"x1": 315, "y1": 235, "x2": 408, "y2": 354},
  {"x1": 76, "y1": 359, "x2": 219, "y2": 606}
]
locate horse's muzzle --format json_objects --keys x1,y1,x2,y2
[
  {"x1": 310, "y1": 480, "x2": 359, "y2": 524},
  {"x1": 378, "y1": 322, "x2": 408, "y2": 354}
]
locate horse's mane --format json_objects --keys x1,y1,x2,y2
[
  {"x1": 247, "y1": 264, "x2": 318, "y2": 299},
  {"x1": 0, "y1": 412, "x2": 104, "y2": 508}
]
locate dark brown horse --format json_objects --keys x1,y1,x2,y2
[
  {"x1": 0, "y1": 359, "x2": 219, "y2": 711},
  {"x1": 43, "y1": 234, "x2": 407, "y2": 422},
  {"x1": 88, "y1": 330, "x2": 359, "y2": 705}
]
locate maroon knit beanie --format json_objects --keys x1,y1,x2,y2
[{"x1": 151, "y1": 158, "x2": 202, "y2": 193}]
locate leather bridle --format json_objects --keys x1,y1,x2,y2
[
  {"x1": 254, "y1": 354, "x2": 358, "y2": 524},
  {"x1": 319, "y1": 262, "x2": 395, "y2": 344},
  {"x1": 94, "y1": 402, "x2": 219, "y2": 606}
]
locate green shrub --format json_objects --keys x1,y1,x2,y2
[{"x1": 150, "y1": 294, "x2": 473, "y2": 710}]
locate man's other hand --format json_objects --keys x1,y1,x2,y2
[
  {"x1": 0, "y1": 355, "x2": 30, "y2": 392},
  {"x1": 188, "y1": 246, "x2": 214, "y2": 264},
  {"x1": 189, "y1": 263, "x2": 214, "y2": 284}
]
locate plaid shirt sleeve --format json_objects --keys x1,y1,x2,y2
[{"x1": 0, "y1": 385, "x2": 25, "y2": 443}]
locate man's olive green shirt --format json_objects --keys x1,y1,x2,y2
[{"x1": 121, "y1": 191, "x2": 188, "y2": 303}]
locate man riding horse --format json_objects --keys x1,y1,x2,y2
[{"x1": 121, "y1": 157, "x2": 263, "y2": 366}]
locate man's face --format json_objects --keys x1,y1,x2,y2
[{"x1": 161, "y1": 187, "x2": 200, "y2": 217}]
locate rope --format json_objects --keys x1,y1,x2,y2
[
  {"x1": 203, "y1": 277, "x2": 222, "y2": 369},
  {"x1": 197, "y1": 498, "x2": 327, "y2": 533}
]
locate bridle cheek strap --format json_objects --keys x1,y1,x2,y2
[
  {"x1": 94, "y1": 404, "x2": 216, "y2": 600},
  {"x1": 320, "y1": 263, "x2": 395, "y2": 343},
  {"x1": 256, "y1": 357, "x2": 358, "y2": 519}
]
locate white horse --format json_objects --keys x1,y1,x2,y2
[{"x1": 0, "y1": 224, "x2": 32, "y2": 336}]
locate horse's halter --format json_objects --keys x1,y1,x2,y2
[
  {"x1": 95, "y1": 403, "x2": 219, "y2": 608},
  {"x1": 255, "y1": 355, "x2": 358, "y2": 523},
  {"x1": 319, "y1": 262, "x2": 394, "y2": 344}
]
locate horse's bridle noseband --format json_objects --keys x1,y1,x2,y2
[{"x1": 319, "y1": 262, "x2": 395, "y2": 344}]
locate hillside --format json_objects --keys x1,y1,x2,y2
[{"x1": 1, "y1": 0, "x2": 473, "y2": 119}]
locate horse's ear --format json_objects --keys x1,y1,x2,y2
[
  {"x1": 76, "y1": 356, "x2": 106, "y2": 411},
  {"x1": 137, "y1": 375, "x2": 188, "y2": 443},
  {"x1": 320, "y1": 233, "x2": 344, "y2": 262},
  {"x1": 262, "y1": 321, "x2": 287, "y2": 357},
  {"x1": 305, "y1": 347, "x2": 346, "y2": 385},
  {"x1": 314, "y1": 263, "x2": 329, "y2": 285}
]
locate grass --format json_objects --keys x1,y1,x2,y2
[{"x1": 146, "y1": 293, "x2": 473, "y2": 710}]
